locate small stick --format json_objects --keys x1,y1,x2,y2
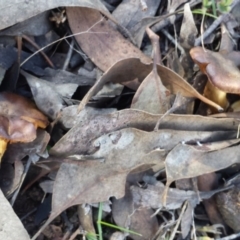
[
  {"x1": 62, "y1": 40, "x2": 74, "y2": 70},
  {"x1": 22, "y1": 34, "x2": 55, "y2": 68},
  {"x1": 169, "y1": 201, "x2": 188, "y2": 240}
]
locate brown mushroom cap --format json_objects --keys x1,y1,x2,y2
[
  {"x1": 0, "y1": 92, "x2": 48, "y2": 149},
  {"x1": 190, "y1": 47, "x2": 240, "y2": 94}
]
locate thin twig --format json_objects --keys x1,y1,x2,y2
[
  {"x1": 62, "y1": 40, "x2": 74, "y2": 70},
  {"x1": 194, "y1": 0, "x2": 240, "y2": 46},
  {"x1": 11, "y1": 156, "x2": 32, "y2": 206},
  {"x1": 194, "y1": 14, "x2": 228, "y2": 46},
  {"x1": 22, "y1": 34, "x2": 54, "y2": 68},
  {"x1": 20, "y1": 17, "x2": 107, "y2": 67},
  {"x1": 161, "y1": 28, "x2": 185, "y2": 55},
  {"x1": 218, "y1": 232, "x2": 240, "y2": 240},
  {"x1": 169, "y1": 201, "x2": 188, "y2": 240}
]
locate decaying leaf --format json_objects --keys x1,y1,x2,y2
[{"x1": 42, "y1": 128, "x2": 172, "y2": 234}]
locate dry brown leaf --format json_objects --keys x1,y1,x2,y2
[
  {"x1": 78, "y1": 58, "x2": 223, "y2": 112},
  {"x1": 66, "y1": 7, "x2": 151, "y2": 72},
  {"x1": 51, "y1": 109, "x2": 239, "y2": 157},
  {"x1": 131, "y1": 27, "x2": 171, "y2": 114},
  {"x1": 50, "y1": 128, "x2": 237, "y2": 217}
]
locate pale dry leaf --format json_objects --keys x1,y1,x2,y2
[
  {"x1": 59, "y1": 105, "x2": 116, "y2": 129},
  {"x1": 165, "y1": 140, "x2": 240, "y2": 185},
  {"x1": 181, "y1": 202, "x2": 194, "y2": 238},
  {"x1": 0, "y1": 189, "x2": 30, "y2": 240},
  {"x1": 180, "y1": 3, "x2": 198, "y2": 49},
  {"x1": 0, "y1": 0, "x2": 117, "y2": 30},
  {"x1": 39, "y1": 180, "x2": 54, "y2": 194},
  {"x1": 43, "y1": 68, "x2": 96, "y2": 86},
  {"x1": 51, "y1": 109, "x2": 239, "y2": 157},
  {"x1": 21, "y1": 70, "x2": 64, "y2": 120},
  {"x1": 131, "y1": 28, "x2": 171, "y2": 114}
]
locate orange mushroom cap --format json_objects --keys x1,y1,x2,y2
[
  {"x1": 0, "y1": 92, "x2": 49, "y2": 160},
  {"x1": 190, "y1": 47, "x2": 240, "y2": 94}
]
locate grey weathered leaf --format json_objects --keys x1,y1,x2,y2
[{"x1": 0, "y1": 189, "x2": 30, "y2": 240}]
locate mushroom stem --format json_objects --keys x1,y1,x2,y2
[
  {"x1": 203, "y1": 81, "x2": 229, "y2": 113},
  {"x1": 0, "y1": 138, "x2": 8, "y2": 162}
]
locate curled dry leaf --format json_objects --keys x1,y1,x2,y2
[
  {"x1": 131, "y1": 27, "x2": 171, "y2": 114},
  {"x1": 78, "y1": 58, "x2": 223, "y2": 112}
]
